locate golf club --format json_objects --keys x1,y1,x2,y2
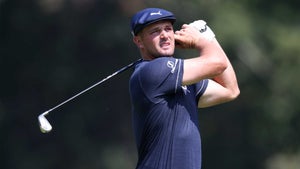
[{"x1": 38, "y1": 59, "x2": 142, "y2": 133}]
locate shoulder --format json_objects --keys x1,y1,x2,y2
[
  {"x1": 141, "y1": 57, "x2": 182, "y2": 76},
  {"x1": 131, "y1": 57, "x2": 183, "y2": 86}
]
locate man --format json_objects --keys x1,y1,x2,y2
[{"x1": 129, "y1": 8, "x2": 239, "y2": 169}]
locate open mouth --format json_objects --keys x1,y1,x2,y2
[{"x1": 160, "y1": 42, "x2": 171, "y2": 48}]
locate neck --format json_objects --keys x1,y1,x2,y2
[{"x1": 140, "y1": 53, "x2": 173, "y2": 61}]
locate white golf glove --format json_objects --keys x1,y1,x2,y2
[{"x1": 189, "y1": 20, "x2": 215, "y2": 41}]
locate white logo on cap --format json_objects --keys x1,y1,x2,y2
[{"x1": 150, "y1": 11, "x2": 162, "y2": 16}]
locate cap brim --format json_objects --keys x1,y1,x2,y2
[{"x1": 133, "y1": 17, "x2": 176, "y2": 35}]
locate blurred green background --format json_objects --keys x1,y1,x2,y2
[{"x1": 0, "y1": 0, "x2": 299, "y2": 169}]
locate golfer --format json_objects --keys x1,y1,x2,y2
[{"x1": 129, "y1": 8, "x2": 239, "y2": 169}]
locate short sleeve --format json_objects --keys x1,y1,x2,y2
[
  {"x1": 195, "y1": 79, "x2": 209, "y2": 101},
  {"x1": 138, "y1": 57, "x2": 183, "y2": 102}
]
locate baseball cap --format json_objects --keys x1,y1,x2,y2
[{"x1": 130, "y1": 8, "x2": 176, "y2": 36}]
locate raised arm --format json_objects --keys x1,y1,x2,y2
[
  {"x1": 174, "y1": 22, "x2": 239, "y2": 108},
  {"x1": 198, "y1": 45, "x2": 240, "y2": 108},
  {"x1": 174, "y1": 23, "x2": 227, "y2": 85}
]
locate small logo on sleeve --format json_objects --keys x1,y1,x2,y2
[{"x1": 167, "y1": 59, "x2": 178, "y2": 73}]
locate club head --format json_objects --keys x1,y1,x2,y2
[{"x1": 38, "y1": 111, "x2": 52, "y2": 133}]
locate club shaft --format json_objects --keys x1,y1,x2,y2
[{"x1": 46, "y1": 59, "x2": 142, "y2": 113}]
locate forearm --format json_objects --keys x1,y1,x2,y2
[{"x1": 211, "y1": 42, "x2": 240, "y2": 98}]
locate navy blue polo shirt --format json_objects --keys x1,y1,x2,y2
[{"x1": 129, "y1": 57, "x2": 208, "y2": 169}]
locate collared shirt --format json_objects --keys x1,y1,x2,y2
[{"x1": 129, "y1": 57, "x2": 208, "y2": 169}]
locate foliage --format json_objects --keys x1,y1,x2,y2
[{"x1": 0, "y1": 0, "x2": 299, "y2": 169}]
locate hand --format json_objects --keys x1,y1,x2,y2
[
  {"x1": 174, "y1": 20, "x2": 216, "y2": 49},
  {"x1": 174, "y1": 24, "x2": 202, "y2": 49}
]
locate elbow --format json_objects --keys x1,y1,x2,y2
[
  {"x1": 223, "y1": 84, "x2": 240, "y2": 102},
  {"x1": 233, "y1": 87, "x2": 240, "y2": 99},
  {"x1": 220, "y1": 88, "x2": 240, "y2": 105},
  {"x1": 229, "y1": 86, "x2": 240, "y2": 101}
]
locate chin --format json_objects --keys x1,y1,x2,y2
[
  {"x1": 156, "y1": 54, "x2": 173, "y2": 58},
  {"x1": 160, "y1": 50, "x2": 174, "y2": 56}
]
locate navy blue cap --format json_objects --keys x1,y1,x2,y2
[{"x1": 130, "y1": 8, "x2": 176, "y2": 36}]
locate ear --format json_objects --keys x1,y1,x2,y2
[{"x1": 133, "y1": 36, "x2": 144, "y2": 49}]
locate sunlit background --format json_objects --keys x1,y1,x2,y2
[{"x1": 0, "y1": 0, "x2": 299, "y2": 169}]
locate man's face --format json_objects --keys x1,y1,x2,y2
[{"x1": 135, "y1": 21, "x2": 175, "y2": 59}]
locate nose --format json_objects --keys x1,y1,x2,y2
[{"x1": 160, "y1": 30, "x2": 168, "y2": 39}]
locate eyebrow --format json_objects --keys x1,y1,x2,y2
[{"x1": 149, "y1": 24, "x2": 173, "y2": 32}]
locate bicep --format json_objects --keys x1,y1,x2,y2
[{"x1": 198, "y1": 79, "x2": 233, "y2": 108}]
